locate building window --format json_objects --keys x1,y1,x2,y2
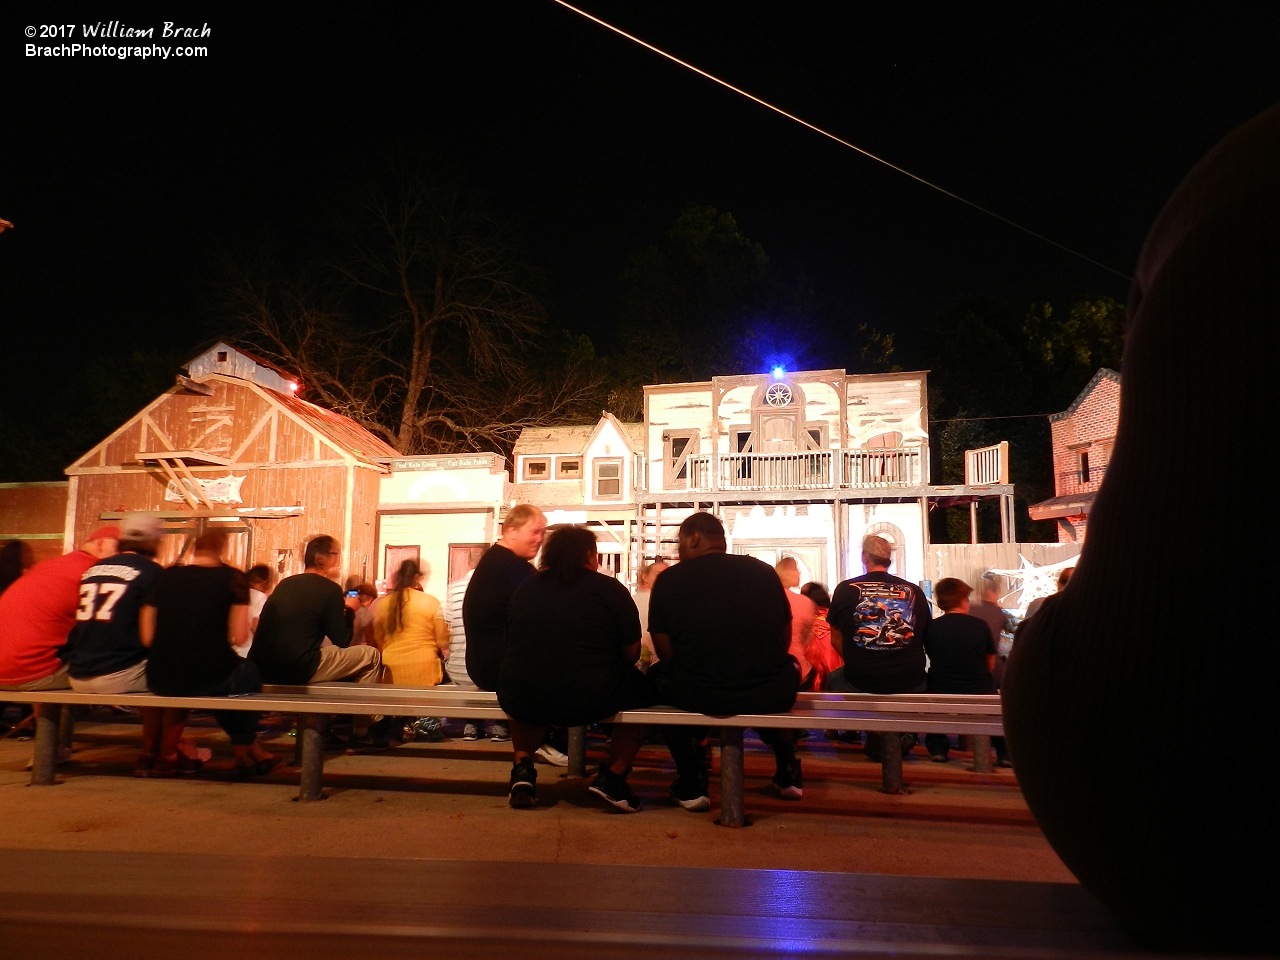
[
  {"x1": 216, "y1": 350, "x2": 228, "y2": 362},
  {"x1": 1079, "y1": 451, "x2": 1090, "y2": 484},
  {"x1": 663, "y1": 430, "x2": 698, "y2": 488},
  {"x1": 556, "y1": 458, "x2": 582, "y2": 480},
  {"x1": 522, "y1": 458, "x2": 550, "y2": 481},
  {"x1": 594, "y1": 458, "x2": 623, "y2": 499}
]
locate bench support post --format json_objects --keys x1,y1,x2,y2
[
  {"x1": 58, "y1": 704, "x2": 76, "y2": 754},
  {"x1": 971, "y1": 733, "x2": 993, "y2": 773},
  {"x1": 30, "y1": 704, "x2": 62, "y2": 786},
  {"x1": 718, "y1": 726, "x2": 746, "y2": 827},
  {"x1": 567, "y1": 725, "x2": 587, "y2": 778},
  {"x1": 297, "y1": 714, "x2": 327, "y2": 801},
  {"x1": 881, "y1": 731, "x2": 904, "y2": 794}
]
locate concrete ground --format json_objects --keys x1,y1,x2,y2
[{"x1": 0, "y1": 706, "x2": 1072, "y2": 884}]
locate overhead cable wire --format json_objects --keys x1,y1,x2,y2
[{"x1": 549, "y1": 0, "x2": 1133, "y2": 282}]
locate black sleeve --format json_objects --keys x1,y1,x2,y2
[
  {"x1": 769, "y1": 573, "x2": 792, "y2": 654},
  {"x1": 912, "y1": 586, "x2": 932, "y2": 642},
  {"x1": 828, "y1": 581, "x2": 858, "y2": 634},
  {"x1": 647, "y1": 577, "x2": 671, "y2": 636},
  {"x1": 608, "y1": 578, "x2": 642, "y2": 649},
  {"x1": 141, "y1": 570, "x2": 162, "y2": 607},
  {"x1": 322, "y1": 583, "x2": 353, "y2": 648},
  {"x1": 983, "y1": 620, "x2": 997, "y2": 655}
]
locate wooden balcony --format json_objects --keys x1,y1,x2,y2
[{"x1": 683, "y1": 447, "x2": 927, "y2": 493}]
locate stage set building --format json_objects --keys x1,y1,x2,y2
[
  {"x1": 1028, "y1": 368, "x2": 1121, "y2": 542},
  {"x1": 33, "y1": 347, "x2": 1018, "y2": 598}
]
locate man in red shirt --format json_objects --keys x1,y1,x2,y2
[
  {"x1": 0, "y1": 526, "x2": 120, "y2": 689},
  {"x1": 775, "y1": 557, "x2": 817, "y2": 689}
]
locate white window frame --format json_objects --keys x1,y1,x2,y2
[{"x1": 593, "y1": 457, "x2": 624, "y2": 500}]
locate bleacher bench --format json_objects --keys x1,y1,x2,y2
[{"x1": 6, "y1": 686, "x2": 1003, "y2": 827}]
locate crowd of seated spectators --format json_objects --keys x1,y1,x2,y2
[{"x1": 0, "y1": 506, "x2": 1012, "y2": 806}]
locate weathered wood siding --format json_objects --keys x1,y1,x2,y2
[
  {"x1": 0, "y1": 481, "x2": 70, "y2": 563},
  {"x1": 66, "y1": 377, "x2": 386, "y2": 582}
]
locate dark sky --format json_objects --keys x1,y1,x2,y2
[{"x1": 4, "y1": 2, "x2": 1278, "y2": 391}]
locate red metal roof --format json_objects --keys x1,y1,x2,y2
[{"x1": 266, "y1": 389, "x2": 400, "y2": 464}]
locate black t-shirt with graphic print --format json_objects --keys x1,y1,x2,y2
[
  {"x1": 828, "y1": 571, "x2": 930, "y2": 693},
  {"x1": 64, "y1": 552, "x2": 161, "y2": 680}
]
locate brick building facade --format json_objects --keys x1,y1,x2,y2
[{"x1": 1029, "y1": 368, "x2": 1120, "y2": 542}]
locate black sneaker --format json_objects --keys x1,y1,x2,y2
[
  {"x1": 773, "y1": 758, "x2": 804, "y2": 800},
  {"x1": 588, "y1": 764, "x2": 643, "y2": 813},
  {"x1": 509, "y1": 758, "x2": 537, "y2": 809},
  {"x1": 669, "y1": 777, "x2": 710, "y2": 812},
  {"x1": 345, "y1": 732, "x2": 389, "y2": 753}
]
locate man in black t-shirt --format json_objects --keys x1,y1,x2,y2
[
  {"x1": 827, "y1": 534, "x2": 931, "y2": 763},
  {"x1": 922, "y1": 577, "x2": 1003, "y2": 764},
  {"x1": 462, "y1": 505, "x2": 546, "y2": 743},
  {"x1": 250, "y1": 534, "x2": 382, "y2": 747},
  {"x1": 648, "y1": 512, "x2": 801, "y2": 808}
]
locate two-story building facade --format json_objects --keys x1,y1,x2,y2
[
  {"x1": 1028, "y1": 368, "x2": 1120, "y2": 542},
  {"x1": 635, "y1": 368, "x2": 1015, "y2": 587}
]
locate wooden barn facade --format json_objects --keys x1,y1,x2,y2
[{"x1": 63, "y1": 344, "x2": 399, "y2": 583}]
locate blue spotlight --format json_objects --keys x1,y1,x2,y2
[{"x1": 771, "y1": 365, "x2": 786, "y2": 379}]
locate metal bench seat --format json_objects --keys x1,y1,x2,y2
[{"x1": 6, "y1": 686, "x2": 1004, "y2": 826}]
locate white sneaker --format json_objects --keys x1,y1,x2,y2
[{"x1": 535, "y1": 743, "x2": 569, "y2": 767}]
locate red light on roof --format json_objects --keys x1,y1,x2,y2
[{"x1": 288, "y1": 382, "x2": 299, "y2": 392}]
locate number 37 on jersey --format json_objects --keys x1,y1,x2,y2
[{"x1": 76, "y1": 583, "x2": 128, "y2": 621}]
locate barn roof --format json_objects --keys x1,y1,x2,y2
[{"x1": 266, "y1": 388, "x2": 400, "y2": 464}]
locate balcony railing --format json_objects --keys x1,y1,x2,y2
[
  {"x1": 681, "y1": 447, "x2": 926, "y2": 492},
  {"x1": 964, "y1": 441, "x2": 1009, "y2": 485},
  {"x1": 843, "y1": 448, "x2": 924, "y2": 486}
]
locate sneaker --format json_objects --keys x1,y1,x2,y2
[
  {"x1": 134, "y1": 754, "x2": 156, "y2": 778},
  {"x1": 930, "y1": 753, "x2": 949, "y2": 763},
  {"x1": 535, "y1": 743, "x2": 569, "y2": 767},
  {"x1": 152, "y1": 757, "x2": 202, "y2": 778},
  {"x1": 589, "y1": 764, "x2": 643, "y2": 813},
  {"x1": 345, "y1": 732, "x2": 389, "y2": 753},
  {"x1": 772, "y1": 758, "x2": 804, "y2": 800},
  {"x1": 462, "y1": 723, "x2": 483, "y2": 741},
  {"x1": 669, "y1": 777, "x2": 710, "y2": 812},
  {"x1": 509, "y1": 758, "x2": 537, "y2": 809},
  {"x1": 489, "y1": 722, "x2": 511, "y2": 743}
]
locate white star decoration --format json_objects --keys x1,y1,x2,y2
[{"x1": 987, "y1": 554, "x2": 1078, "y2": 617}]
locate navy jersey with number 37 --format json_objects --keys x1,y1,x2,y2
[{"x1": 64, "y1": 553, "x2": 161, "y2": 681}]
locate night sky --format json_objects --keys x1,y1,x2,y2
[{"x1": 4, "y1": 3, "x2": 1278, "y2": 396}]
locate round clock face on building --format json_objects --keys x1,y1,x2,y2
[{"x1": 764, "y1": 382, "x2": 793, "y2": 407}]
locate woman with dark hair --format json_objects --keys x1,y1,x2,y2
[
  {"x1": 800, "y1": 581, "x2": 843, "y2": 691},
  {"x1": 371, "y1": 558, "x2": 450, "y2": 740},
  {"x1": 498, "y1": 525, "x2": 657, "y2": 812}
]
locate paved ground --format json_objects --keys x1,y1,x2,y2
[{"x1": 0, "y1": 707, "x2": 1073, "y2": 883}]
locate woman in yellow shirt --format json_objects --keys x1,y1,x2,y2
[{"x1": 372, "y1": 560, "x2": 450, "y2": 739}]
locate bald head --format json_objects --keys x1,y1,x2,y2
[{"x1": 775, "y1": 556, "x2": 800, "y2": 589}]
